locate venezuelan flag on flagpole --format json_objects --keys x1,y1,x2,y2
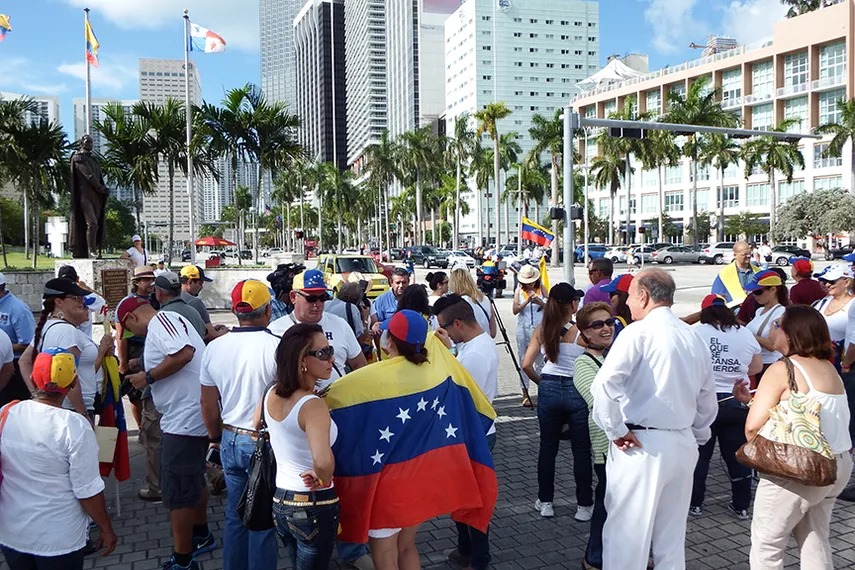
[
  {"x1": 0, "y1": 15, "x2": 11, "y2": 42},
  {"x1": 520, "y1": 216, "x2": 555, "y2": 247},
  {"x1": 98, "y1": 355, "x2": 130, "y2": 481},
  {"x1": 85, "y1": 19, "x2": 99, "y2": 66},
  {"x1": 326, "y1": 333, "x2": 498, "y2": 543}
]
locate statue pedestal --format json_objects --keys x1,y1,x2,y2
[{"x1": 55, "y1": 259, "x2": 132, "y2": 321}]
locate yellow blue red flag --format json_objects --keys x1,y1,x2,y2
[
  {"x1": 0, "y1": 15, "x2": 11, "y2": 42},
  {"x1": 85, "y1": 19, "x2": 99, "y2": 66},
  {"x1": 521, "y1": 216, "x2": 554, "y2": 247},
  {"x1": 325, "y1": 333, "x2": 498, "y2": 543}
]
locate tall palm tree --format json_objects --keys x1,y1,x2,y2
[
  {"x1": 449, "y1": 114, "x2": 474, "y2": 250},
  {"x1": 529, "y1": 110, "x2": 563, "y2": 265},
  {"x1": 782, "y1": 0, "x2": 821, "y2": 18},
  {"x1": 663, "y1": 76, "x2": 738, "y2": 243},
  {"x1": 317, "y1": 162, "x2": 356, "y2": 251},
  {"x1": 366, "y1": 129, "x2": 399, "y2": 257},
  {"x1": 490, "y1": 131, "x2": 521, "y2": 245},
  {"x1": 475, "y1": 101, "x2": 512, "y2": 248},
  {"x1": 397, "y1": 127, "x2": 438, "y2": 244},
  {"x1": 505, "y1": 156, "x2": 548, "y2": 254},
  {"x1": 815, "y1": 98, "x2": 855, "y2": 197},
  {"x1": 590, "y1": 150, "x2": 629, "y2": 245},
  {"x1": 469, "y1": 138, "x2": 493, "y2": 246},
  {"x1": 389, "y1": 188, "x2": 415, "y2": 246},
  {"x1": 699, "y1": 133, "x2": 741, "y2": 241},
  {"x1": 741, "y1": 119, "x2": 805, "y2": 245},
  {"x1": 639, "y1": 130, "x2": 681, "y2": 243}
]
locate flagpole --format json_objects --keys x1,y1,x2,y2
[
  {"x1": 84, "y1": 8, "x2": 92, "y2": 136},
  {"x1": 184, "y1": 9, "x2": 197, "y2": 265}
]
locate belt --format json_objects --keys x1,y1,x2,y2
[
  {"x1": 223, "y1": 424, "x2": 259, "y2": 440},
  {"x1": 273, "y1": 495, "x2": 339, "y2": 507},
  {"x1": 626, "y1": 423, "x2": 658, "y2": 431}
]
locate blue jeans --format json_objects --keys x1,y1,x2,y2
[
  {"x1": 221, "y1": 430, "x2": 278, "y2": 570},
  {"x1": 536, "y1": 374, "x2": 593, "y2": 505},
  {"x1": 1, "y1": 545, "x2": 84, "y2": 570},
  {"x1": 455, "y1": 432, "x2": 497, "y2": 570},
  {"x1": 337, "y1": 541, "x2": 369, "y2": 564},
  {"x1": 273, "y1": 488, "x2": 339, "y2": 570},
  {"x1": 585, "y1": 463, "x2": 607, "y2": 568}
]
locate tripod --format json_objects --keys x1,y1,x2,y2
[{"x1": 489, "y1": 296, "x2": 532, "y2": 406}]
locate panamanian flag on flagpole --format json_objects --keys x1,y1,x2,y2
[{"x1": 189, "y1": 22, "x2": 226, "y2": 53}]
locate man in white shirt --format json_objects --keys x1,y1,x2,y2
[
  {"x1": 120, "y1": 296, "x2": 216, "y2": 570},
  {"x1": 434, "y1": 294, "x2": 498, "y2": 570},
  {"x1": 200, "y1": 280, "x2": 278, "y2": 570},
  {"x1": 592, "y1": 268, "x2": 717, "y2": 570}
]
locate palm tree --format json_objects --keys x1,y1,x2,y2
[
  {"x1": 741, "y1": 119, "x2": 805, "y2": 245},
  {"x1": 317, "y1": 162, "x2": 356, "y2": 251},
  {"x1": 397, "y1": 127, "x2": 438, "y2": 244},
  {"x1": 698, "y1": 133, "x2": 741, "y2": 241},
  {"x1": 529, "y1": 110, "x2": 563, "y2": 265},
  {"x1": 782, "y1": 0, "x2": 821, "y2": 18},
  {"x1": 366, "y1": 129, "x2": 399, "y2": 257},
  {"x1": 449, "y1": 114, "x2": 474, "y2": 250},
  {"x1": 505, "y1": 156, "x2": 548, "y2": 253},
  {"x1": 389, "y1": 188, "x2": 415, "y2": 246},
  {"x1": 663, "y1": 76, "x2": 739, "y2": 243},
  {"x1": 639, "y1": 131, "x2": 681, "y2": 243},
  {"x1": 815, "y1": 98, "x2": 855, "y2": 197},
  {"x1": 590, "y1": 150, "x2": 628, "y2": 245},
  {"x1": 490, "y1": 131, "x2": 521, "y2": 246},
  {"x1": 475, "y1": 101, "x2": 512, "y2": 248},
  {"x1": 469, "y1": 138, "x2": 493, "y2": 246}
]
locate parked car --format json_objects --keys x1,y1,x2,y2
[
  {"x1": 769, "y1": 245, "x2": 810, "y2": 266},
  {"x1": 652, "y1": 246, "x2": 704, "y2": 265},
  {"x1": 447, "y1": 250, "x2": 476, "y2": 268},
  {"x1": 406, "y1": 246, "x2": 449, "y2": 269},
  {"x1": 315, "y1": 254, "x2": 390, "y2": 299},
  {"x1": 574, "y1": 244, "x2": 608, "y2": 263},
  {"x1": 630, "y1": 245, "x2": 658, "y2": 265},
  {"x1": 700, "y1": 242, "x2": 737, "y2": 265},
  {"x1": 605, "y1": 246, "x2": 629, "y2": 263},
  {"x1": 826, "y1": 245, "x2": 854, "y2": 260},
  {"x1": 262, "y1": 247, "x2": 284, "y2": 257},
  {"x1": 181, "y1": 249, "x2": 192, "y2": 262},
  {"x1": 390, "y1": 247, "x2": 405, "y2": 260}
]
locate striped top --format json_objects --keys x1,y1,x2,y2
[{"x1": 574, "y1": 352, "x2": 609, "y2": 465}]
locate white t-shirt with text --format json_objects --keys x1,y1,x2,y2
[{"x1": 694, "y1": 324, "x2": 761, "y2": 393}]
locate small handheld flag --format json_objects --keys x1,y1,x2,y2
[
  {"x1": 521, "y1": 217, "x2": 555, "y2": 248},
  {"x1": 85, "y1": 19, "x2": 99, "y2": 66},
  {"x1": 189, "y1": 23, "x2": 226, "y2": 53},
  {"x1": 0, "y1": 15, "x2": 11, "y2": 42}
]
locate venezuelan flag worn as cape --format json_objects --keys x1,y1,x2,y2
[
  {"x1": 99, "y1": 355, "x2": 130, "y2": 481},
  {"x1": 325, "y1": 333, "x2": 498, "y2": 543}
]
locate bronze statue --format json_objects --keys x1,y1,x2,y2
[{"x1": 69, "y1": 134, "x2": 109, "y2": 259}]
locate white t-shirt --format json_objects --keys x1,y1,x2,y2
[
  {"x1": 200, "y1": 327, "x2": 280, "y2": 430},
  {"x1": 125, "y1": 247, "x2": 147, "y2": 268},
  {"x1": 457, "y1": 332, "x2": 498, "y2": 435},
  {"x1": 464, "y1": 295, "x2": 492, "y2": 337},
  {"x1": 145, "y1": 311, "x2": 207, "y2": 436},
  {"x1": 745, "y1": 304, "x2": 786, "y2": 364},
  {"x1": 269, "y1": 312, "x2": 362, "y2": 390},
  {"x1": 694, "y1": 324, "x2": 761, "y2": 393},
  {"x1": 0, "y1": 329, "x2": 12, "y2": 366},
  {"x1": 79, "y1": 292, "x2": 106, "y2": 339},
  {"x1": 0, "y1": 401, "x2": 104, "y2": 556},
  {"x1": 814, "y1": 296, "x2": 855, "y2": 345},
  {"x1": 37, "y1": 319, "x2": 101, "y2": 411}
]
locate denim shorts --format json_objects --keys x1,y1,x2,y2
[{"x1": 160, "y1": 433, "x2": 208, "y2": 510}]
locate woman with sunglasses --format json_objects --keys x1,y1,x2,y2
[
  {"x1": 513, "y1": 265, "x2": 547, "y2": 407},
  {"x1": 812, "y1": 265, "x2": 855, "y2": 373},
  {"x1": 743, "y1": 270, "x2": 789, "y2": 383},
  {"x1": 689, "y1": 294, "x2": 762, "y2": 520},
  {"x1": 521, "y1": 283, "x2": 593, "y2": 522},
  {"x1": 259, "y1": 323, "x2": 338, "y2": 570},
  {"x1": 573, "y1": 302, "x2": 616, "y2": 570}
]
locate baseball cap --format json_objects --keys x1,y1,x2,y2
[
  {"x1": 231, "y1": 279, "x2": 272, "y2": 314},
  {"x1": 131, "y1": 234, "x2": 142, "y2": 243},
  {"x1": 813, "y1": 264, "x2": 854, "y2": 282},
  {"x1": 701, "y1": 294, "x2": 727, "y2": 310},
  {"x1": 43, "y1": 278, "x2": 89, "y2": 298},
  {"x1": 292, "y1": 269, "x2": 330, "y2": 292},
  {"x1": 154, "y1": 271, "x2": 181, "y2": 290},
  {"x1": 116, "y1": 295, "x2": 151, "y2": 324},
  {"x1": 132, "y1": 266, "x2": 156, "y2": 280},
  {"x1": 32, "y1": 348, "x2": 78, "y2": 393},
  {"x1": 180, "y1": 265, "x2": 212, "y2": 282},
  {"x1": 843, "y1": 252, "x2": 855, "y2": 263},
  {"x1": 380, "y1": 309, "x2": 428, "y2": 348},
  {"x1": 57, "y1": 266, "x2": 79, "y2": 281},
  {"x1": 599, "y1": 274, "x2": 633, "y2": 294},
  {"x1": 744, "y1": 269, "x2": 784, "y2": 292},
  {"x1": 790, "y1": 257, "x2": 813, "y2": 276},
  {"x1": 549, "y1": 282, "x2": 584, "y2": 303}
]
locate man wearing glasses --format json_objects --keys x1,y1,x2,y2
[
  {"x1": 269, "y1": 269, "x2": 366, "y2": 391},
  {"x1": 583, "y1": 258, "x2": 613, "y2": 306}
]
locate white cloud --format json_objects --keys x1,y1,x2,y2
[
  {"x1": 56, "y1": 60, "x2": 138, "y2": 93},
  {"x1": 63, "y1": 0, "x2": 259, "y2": 52},
  {"x1": 0, "y1": 57, "x2": 68, "y2": 97},
  {"x1": 719, "y1": 0, "x2": 788, "y2": 45},
  {"x1": 644, "y1": 0, "x2": 706, "y2": 55}
]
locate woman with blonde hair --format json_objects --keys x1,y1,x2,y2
[{"x1": 449, "y1": 267, "x2": 496, "y2": 338}]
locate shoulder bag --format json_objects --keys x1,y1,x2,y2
[
  {"x1": 736, "y1": 357, "x2": 837, "y2": 487},
  {"x1": 236, "y1": 384, "x2": 278, "y2": 530}
]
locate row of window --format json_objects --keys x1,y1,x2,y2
[{"x1": 482, "y1": 16, "x2": 596, "y2": 27}]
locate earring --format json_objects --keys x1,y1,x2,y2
[{"x1": 301, "y1": 365, "x2": 308, "y2": 373}]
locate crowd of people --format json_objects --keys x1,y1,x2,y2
[{"x1": 0, "y1": 237, "x2": 854, "y2": 569}]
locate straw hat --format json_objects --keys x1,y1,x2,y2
[{"x1": 518, "y1": 264, "x2": 540, "y2": 284}]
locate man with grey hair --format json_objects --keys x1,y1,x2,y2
[
  {"x1": 592, "y1": 268, "x2": 717, "y2": 570},
  {"x1": 200, "y1": 279, "x2": 279, "y2": 569}
]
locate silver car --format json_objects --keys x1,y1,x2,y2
[{"x1": 652, "y1": 246, "x2": 703, "y2": 265}]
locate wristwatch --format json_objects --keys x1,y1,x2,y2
[{"x1": 145, "y1": 371, "x2": 156, "y2": 385}]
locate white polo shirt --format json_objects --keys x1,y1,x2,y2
[
  {"x1": 145, "y1": 311, "x2": 207, "y2": 436},
  {"x1": 269, "y1": 312, "x2": 361, "y2": 390},
  {"x1": 200, "y1": 327, "x2": 280, "y2": 430},
  {"x1": 457, "y1": 332, "x2": 499, "y2": 436}
]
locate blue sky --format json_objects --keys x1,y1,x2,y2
[{"x1": 0, "y1": 0, "x2": 788, "y2": 136}]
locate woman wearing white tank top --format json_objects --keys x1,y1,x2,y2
[
  {"x1": 734, "y1": 306, "x2": 852, "y2": 569},
  {"x1": 255, "y1": 323, "x2": 339, "y2": 570}
]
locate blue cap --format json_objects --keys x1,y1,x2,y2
[
  {"x1": 843, "y1": 252, "x2": 855, "y2": 263},
  {"x1": 380, "y1": 309, "x2": 428, "y2": 347},
  {"x1": 292, "y1": 269, "x2": 330, "y2": 292}
]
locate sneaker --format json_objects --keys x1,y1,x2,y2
[
  {"x1": 688, "y1": 505, "x2": 703, "y2": 517},
  {"x1": 727, "y1": 503, "x2": 750, "y2": 521},
  {"x1": 192, "y1": 532, "x2": 217, "y2": 556},
  {"x1": 534, "y1": 499, "x2": 554, "y2": 517},
  {"x1": 446, "y1": 548, "x2": 471, "y2": 567},
  {"x1": 574, "y1": 505, "x2": 594, "y2": 522},
  {"x1": 161, "y1": 557, "x2": 201, "y2": 570},
  {"x1": 138, "y1": 487, "x2": 162, "y2": 502}
]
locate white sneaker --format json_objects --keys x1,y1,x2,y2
[
  {"x1": 534, "y1": 499, "x2": 554, "y2": 517},
  {"x1": 575, "y1": 505, "x2": 594, "y2": 522}
]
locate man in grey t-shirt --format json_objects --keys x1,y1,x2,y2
[{"x1": 179, "y1": 265, "x2": 228, "y2": 342}]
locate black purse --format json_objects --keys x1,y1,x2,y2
[{"x1": 236, "y1": 386, "x2": 278, "y2": 531}]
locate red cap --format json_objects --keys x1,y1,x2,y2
[
  {"x1": 792, "y1": 258, "x2": 813, "y2": 277},
  {"x1": 701, "y1": 294, "x2": 727, "y2": 310},
  {"x1": 116, "y1": 295, "x2": 151, "y2": 324}
]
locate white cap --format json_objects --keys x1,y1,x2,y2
[
  {"x1": 814, "y1": 264, "x2": 854, "y2": 282},
  {"x1": 132, "y1": 234, "x2": 142, "y2": 242},
  {"x1": 0, "y1": 273, "x2": 5, "y2": 285}
]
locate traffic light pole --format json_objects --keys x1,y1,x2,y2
[{"x1": 563, "y1": 110, "x2": 576, "y2": 285}]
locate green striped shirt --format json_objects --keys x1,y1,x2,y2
[{"x1": 574, "y1": 352, "x2": 609, "y2": 465}]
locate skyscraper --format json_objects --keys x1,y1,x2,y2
[{"x1": 260, "y1": 0, "x2": 301, "y2": 107}]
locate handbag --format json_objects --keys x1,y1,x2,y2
[
  {"x1": 736, "y1": 357, "x2": 837, "y2": 487},
  {"x1": 236, "y1": 385, "x2": 278, "y2": 531}
]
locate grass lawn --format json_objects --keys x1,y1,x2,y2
[{"x1": 0, "y1": 251, "x2": 122, "y2": 271}]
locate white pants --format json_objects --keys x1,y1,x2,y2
[
  {"x1": 602, "y1": 428, "x2": 697, "y2": 570},
  {"x1": 516, "y1": 322, "x2": 539, "y2": 392}
]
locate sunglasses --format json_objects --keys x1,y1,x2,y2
[
  {"x1": 586, "y1": 318, "x2": 618, "y2": 330},
  {"x1": 752, "y1": 286, "x2": 772, "y2": 296},
  {"x1": 438, "y1": 318, "x2": 457, "y2": 329},
  {"x1": 306, "y1": 346, "x2": 335, "y2": 361},
  {"x1": 296, "y1": 291, "x2": 331, "y2": 304}
]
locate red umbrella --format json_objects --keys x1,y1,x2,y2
[{"x1": 194, "y1": 236, "x2": 236, "y2": 247}]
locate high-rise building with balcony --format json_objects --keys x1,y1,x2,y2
[{"x1": 571, "y1": 2, "x2": 852, "y2": 244}]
